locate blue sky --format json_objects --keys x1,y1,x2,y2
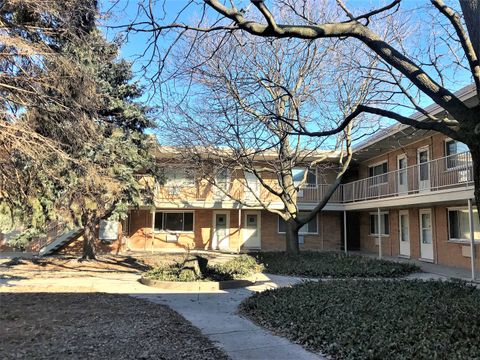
[{"x1": 98, "y1": 0, "x2": 474, "y2": 144}]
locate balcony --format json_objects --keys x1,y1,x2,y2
[
  {"x1": 138, "y1": 152, "x2": 474, "y2": 208},
  {"x1": 341, "y1": 151, "x2": 473, "y2": 203}
]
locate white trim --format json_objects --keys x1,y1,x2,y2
[
  {"x1": 212, "y1": 211, "x2": 231, "y2": 250},
  {"x1": 447, "y1": 206, "x2": 479, "y2": 243},
  {"x1": 153, "y1": 210, "x2": 195, "y2": 234},
  {"x1": 243, "y1": 211, "x2": 261, "y2": 249},
  {"x1": 419, "y1": 208, "x2": 434, "y2": 261},
  {"x1": 369, "y1": 211, "x2": 390, "y2": 236}
]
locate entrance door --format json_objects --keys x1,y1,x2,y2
[
  {"x1": 399, "y1": 210, "x2": 410, "y2": 257},
  {"x1": 419, "y1": 209, "x2": 434, "y2": 261},
  {"x1": 243, "y1": 212, "x2": 261, "y2": 249},
  {"x1": 397, "y1": 155, "x2": 408, "y2": 195},
  {"x1": 417, "y1": 147, "x2": 430, "y2": 192},
  {"x1": 213, "y1": 212, "x2": 229, "y2": 250}
]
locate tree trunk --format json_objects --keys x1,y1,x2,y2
[
  {"x1": 285, "y1": 218, "x2": 300, "y2": 254},
  {"x1": 471, "y1": 145, "x2": 480, "y2": 223},
  {"x1": 82, "y1": 216, "x2": 97, "y2": 260},
  {"x1": 460, "y1": 0, "x2": 480, "y2": 58}
]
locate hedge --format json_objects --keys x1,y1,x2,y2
[{"x1": 252, "y1": 251, "x2": 419, "y2": 278}]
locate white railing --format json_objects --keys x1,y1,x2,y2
[
  {"x1": 137, "y1": 152, "x2": 474, "y2": 205},
  {"x1": 341, "y1": 151, "x2": 473, "y2": 203}
]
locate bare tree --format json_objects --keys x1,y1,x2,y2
[
  {"x1": 119, "y1": 0, "x2": 480, "y2": 220},
  {"x1": 159, "y1": 22, "x2": 380, "y2": 252}
]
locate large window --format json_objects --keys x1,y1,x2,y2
[
  {"x1": 162, "y1": 167, "x2": 195, "y2": 186},
  {"x1": 368, "y1": 162, "x2": 388, "y2": 185},
  {"x1": 292, "y1": 168, "x2": 317, "y2": 187},
  {"x1": 445, "y1": 139, "x2": 469, "y2": 169},
  {"x1": 369, "y1": 213, "x2": 390, "y2": 236},
  {"x1": 448, "y1": 208, "x2": 480, "y2": 242},
  {"x1": 278, "y1": 212, "x2": 318, "y2": 234},
  {"x1": 154, "y1": 212, "x2": 194, "y2": 232}
]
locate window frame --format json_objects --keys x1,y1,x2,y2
[
  {"x1": 444, "y1": 139, "x2": 470, "y2": 170},
  {"x1": 368, "y1": 161, "x2": 388, "y2": 185},
  {"x1": 277, "y1": 212, "x2": 319, "y2": 235},
  {"x1": 447, "y1": 207, "x2": 480, "y2": 243},
  {"x1": 162, "y1": 166, "x2": 196, "y2": 187},
  {"x1": 369, "y1": 212, "x2": 390, "y2": 236},
  {"x1": 292, "y1": 167, "x2": 317, "y2": 187},
  {"x1": 153, "y1": 210, "x2": 195, "y2": 233}
]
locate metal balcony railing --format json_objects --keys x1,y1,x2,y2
[
  {"x1": 341, "y1": 151, "x2": 473, "y2": 203},
  {"x1": 136, "y1": 152, "x2": 474, "y2": 205}
]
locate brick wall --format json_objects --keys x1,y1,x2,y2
[
  {"x1": 260, "y1": 211, "x2": 341, "y2": 251},
  {"x1": 358, "y1": 205, "x2": 480, "y2": 270}
]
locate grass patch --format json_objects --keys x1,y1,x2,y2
[
  {"x1": 240, "y1": 280, "x2": 480, "y2": 359},
  {"x1": 252, "y1": 251, "x2": 419, "y2": 278},
  {"x1": 144, "y1": 254, "x2": 263, "y2": 282}
]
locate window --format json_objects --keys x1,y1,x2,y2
[
  {"x1": 368, "y1": 162, "x2": 388, "y2": 184},
  {"x1": 445, "y1": 139, "x2": 469, "y2": 169},
  {"x1": 214, "y1": 168, "x2": 229, "y2": 198},
  {"x1": 278, "y1": 212, "x2": 318, "y2": 234},
  {"x1": 448, "y1": 208, "x2": 480, "y2": 242},
  {"x1": 292, "y1": 168, "x2": 317, "y2": 187},
  {"x1": 154, "y1": 212, "x2": 194, "y2": 232},
  {"x1": 162, "y1": 167, "x2": 195, "y2": 186},
  {"x1": 369, "y1": 213, "x2": 390, "y2": 235}
]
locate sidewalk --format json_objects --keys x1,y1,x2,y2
[{"x1": 134, "y1": 274, "x2": 324, "y2": 360}]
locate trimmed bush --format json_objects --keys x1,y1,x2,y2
[
  {"x1": 144, "y1": 254, "x2": 263, "y2": 282},
  {"x1": 253, "y1": 251, "x2": 419, "y2": 278},
  {"x1": 240, "y1": 280, "x2": 480, "y2": 359}
]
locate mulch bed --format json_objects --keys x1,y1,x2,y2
[{"x1": 0, "y1": 292, "x2": 228, "y2": 360}]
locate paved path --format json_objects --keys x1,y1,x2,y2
[
  {"x1": 0, "y1": 269, "x2": 325, "y2": 360},
  {"x1": 134, "y1": 274, "x2": 324, "y2": 360}
]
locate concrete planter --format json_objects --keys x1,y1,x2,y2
[{"x1": 139, "y1": 276, "x2": 256, "y2": 291}]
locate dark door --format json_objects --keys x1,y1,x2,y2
[{"x1": 340, "y1": 212, "x2": 360, "y2": 251}]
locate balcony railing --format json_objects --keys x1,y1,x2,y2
[
  {"x1": 342, "y1": 151, "x2": 473, "y2": 203},
  {"x1": 138, "y1": 152, "x2": 474, "y2": 206}
]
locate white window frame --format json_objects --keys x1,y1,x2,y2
[
  {"x1": 369, "y1": 212, "x2": 390, "y2": 236},
  {"x1": 154, "y1": 210, "x2": 195, "y2": 234},
  {"x1": 444, "y1": 138, "x2": 470, "y2": 170},
  {"x1": 277, "y1": 213, "x2": 319, "y2": 235},
  {"x1": 292, "y1": 167, "x2": 317, "y2": 188},
  {"x1": 213, "y1": 168, "x2": 230, "y2": 199},
  {"x1": 447, "y1": 206, "x2": 480, "y2": 243},
  {"x1": 368, "y1": 160, "x2": 388, "y2": 185},
  {"x1": 162, "y1": 166, "x2": 196, "y2": 187}
]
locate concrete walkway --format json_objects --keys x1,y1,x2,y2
[
  {"x1": 134, "y1": 274, "x2": 324, "y2": 360},
  {"x1": 0, "y1": 269, "x2": 324, "y2": 360}
]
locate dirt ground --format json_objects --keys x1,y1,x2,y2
[
  {"x1": 0, "y1": 254, "x2": 234, "y2": 359},
  {"x1": 0, "y1": 253, "x2": 235, "y2": 279},
  {"x1": 0, "y1": 292, "x2": 228, "y2": 360}
]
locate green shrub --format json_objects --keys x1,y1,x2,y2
[
  {"x1": 252, "y1": 251, "x2": 419, "y2": 278},
  {"x1": 240, "y1": 280, "x2": 480, "y2": 359},
  {"x1": 209, "y1": 254, "x2": 264, "y2": 280},
  {"x1": 144, "y1": 254, "x2": 263, "y2": 282},
  {"x1": 144, "y1": 264, "x2": 199, "y2": 282}
]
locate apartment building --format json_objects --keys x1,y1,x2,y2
[
  {"x1": 115, "y1": 84, "x2": 478, "y2": 272},
  {"x1": 4, "y1": 85, "x2": 478, "y2": 274}
]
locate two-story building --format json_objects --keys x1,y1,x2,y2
[{"x1": 2, "y1": 84, "x2": 478, "y2": 275}]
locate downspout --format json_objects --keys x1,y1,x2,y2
[
  {"x1": 378, "y1": 208, "x2": 382, "y2": 259},
  {"x1": 468, "y1": 199, "x2": 476, "y2": 281},
  {"x1": 237, "y1": 206, "x2": 242, "y2": 254},
  {"x1": 343, "y1": 210, "x2": 348, "y2": 254}
]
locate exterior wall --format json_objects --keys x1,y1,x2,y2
[
  {"x1": 357, "y1": 133, "x2": 449, "y2": 180},
  {"x1": 109, "y1": 208, "x2": 344, "y2": 253},
  {"x1": 358, "y1": 205, "x2": 480, "y2": 269},
  {"x1": 260, "y1": 211, "x2": 341, "y2": 252}
]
